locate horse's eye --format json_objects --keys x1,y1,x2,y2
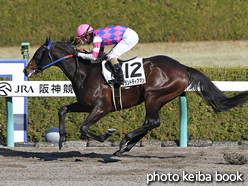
[{"x1": 35, "y1": 51, "x2": 42, "y2": 58}]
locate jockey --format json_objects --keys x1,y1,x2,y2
[{"x1": 75, "y1": 24, "x2": 139, "y2": 85}]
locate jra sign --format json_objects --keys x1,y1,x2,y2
[{"x1": 0, "y1": 81, "x2": 75, "y2": 97}]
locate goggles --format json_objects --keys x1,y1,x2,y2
[{"x1": 80, "y1": 37, "x2": 85, "y2": 45}]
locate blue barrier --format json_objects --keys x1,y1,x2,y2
[
  {"x1": 179, "y1": 92, "x2": 187, "y2": 147},
  {"x1": 5, "y1": 97, "x2": 14, "y2": 147}
]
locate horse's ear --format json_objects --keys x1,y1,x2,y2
[
  {"x1": 44, "y1": 36, "x2": 51, "y2": 46},
  {"x1": 45, "y1": 37, "x2": 49, "y2": 46}
]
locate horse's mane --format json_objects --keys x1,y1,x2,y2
[
  {"x1": 55, "y1": 37, "x2": 107, "y2": 62},
  {"x1": 55, "y1": 37, "x2": 80, "y2": 53}
]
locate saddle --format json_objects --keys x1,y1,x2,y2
[
  {"x1": 102, "y1": 57, "x2": 146, "y2": 111},
  {"x1": 104, "y1": 56, "x2": 138, "y2": 72}
]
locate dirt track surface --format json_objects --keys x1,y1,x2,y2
[{"x1": 0, "y1": 146, "x2": 248, "y2": 186}]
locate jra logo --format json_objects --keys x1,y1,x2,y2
[
  {"x1": 14, "y1": 85, "x2": 34, "y2": 93},
  {"x1": 0, "y1": 82, "x2": 12, "y2": 96}
]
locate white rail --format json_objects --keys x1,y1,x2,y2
[{"x1": 0, "y1": 81, "x2": 247, "y2": 98}]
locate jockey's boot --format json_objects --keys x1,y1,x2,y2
[{"x1": 108, "y1": 58, "x2": 124, "y2": 85}]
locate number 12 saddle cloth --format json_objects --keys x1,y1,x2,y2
[
  {"x1": 102, "y1": 57, "x2": 146, "y2": 111},
  {"x1": 102, "y1": 57, "x2": 146, "y2": 88}
]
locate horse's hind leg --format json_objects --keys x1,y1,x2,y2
[
  {"x1": 114, "y1": 101, "x2": 160, "y2": 157},
  {"x1": 114, "y1": 119, "x2": 160, "y2": 157},
  {"x1": 114, "y1": 130, "x2": 149, "y2": 156},
  {"x1": 58, "y1": 102, "x2": 88, "y2": 150}
]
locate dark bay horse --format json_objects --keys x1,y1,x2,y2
[{"x1": 23, "y1": 37, "x2": 248, "y2": 157}]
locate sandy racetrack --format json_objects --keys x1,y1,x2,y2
[{"x1": 0, "y1": 146, "x2": 248, "y2": 186}]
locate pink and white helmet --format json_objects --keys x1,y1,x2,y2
[{"x1": 76, "y1": 24, "x2": 93, "y2": 38}]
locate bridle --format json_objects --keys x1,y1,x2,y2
[
  {"x1": 34, "y1": 39, "x2": 73, "y2": 73},
  {"x1": 34, "y1": 38, "x2": 83, "y2": 89}
]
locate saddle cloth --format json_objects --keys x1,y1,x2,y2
[{"x1": 102, "y1": 57, "x2": 146, "y2": 87}]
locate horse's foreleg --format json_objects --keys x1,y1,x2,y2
[
  {"x1": 58, "y1": 102, "x2": 88, "y2": 150},
  {"x1": 80, "y1": 107, "x2": 115, "y2": 142}
]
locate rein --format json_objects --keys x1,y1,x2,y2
[
  {"x1": 42, "y1": 54, "x2": 73, "y2": 70},
  {"x1": 75, "y1": 56, "x2": 84, "y2": 89}
]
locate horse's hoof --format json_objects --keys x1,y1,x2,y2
[
  {"x1": 59, "y1": 142, "x2": 66, "y2": 150},
  {"x1": 113, "y1": 150, "x2": 122, "y2": 157},
  {"x1": 106, "y1": 128, "x2": 116, "y2": 135}
]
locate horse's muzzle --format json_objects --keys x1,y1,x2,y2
[
  {"x1": 23, "y1": 69, "x2": 27, "y2": 76},
  {"x1": 23, "y1": 68, "x2": 36, "y2": 78}
]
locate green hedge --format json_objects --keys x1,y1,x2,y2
[
  {"x1": 1, "y1": 66, "x2": 248, "y2": 144},
  {"x1": 1, "y1": 0, "x2": 248, "y2": 46}
]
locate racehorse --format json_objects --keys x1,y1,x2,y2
[{"x1": 23, "y1": 37, "x2": 248, "y2": 157}]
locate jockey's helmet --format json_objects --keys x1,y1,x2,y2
[{"x1": 77, "y1": 24, "x2": 93, "y2": 38}]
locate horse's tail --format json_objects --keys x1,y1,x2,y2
[{"x1": 186, "y1": 66, "x2": 248, "y2": 112}]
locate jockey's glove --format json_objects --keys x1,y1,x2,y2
[
  {"x1": 73, "y1": 51, "x2": 79, "y2": 57},
  {"x1": 73, "y1": 50, "x2": 88, "y2": 59},
  {"x1": 77, "y1": 52, "x2": 86, "y2": 59}
]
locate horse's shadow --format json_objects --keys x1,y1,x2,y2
[
  {"x1": 0, "y1": 147, "x2": 186, "y2": 164},
  {"x1": 98, "y1": 153, "x2": 186, "y2": 164}
]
